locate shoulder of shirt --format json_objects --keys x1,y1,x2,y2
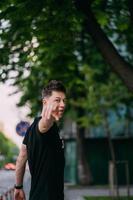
[{"x1": 25, "y1": 117, "x2": 41, "y2": 134}]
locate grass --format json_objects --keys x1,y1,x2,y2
[{"x1": 84, "y1": 197, "x2": 133, "y2": 200}]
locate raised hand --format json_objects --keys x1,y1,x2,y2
[{"x1": 42, "y1": 101, "x2": 60, "y2": 121}]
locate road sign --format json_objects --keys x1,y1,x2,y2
[{"x1": 16, "y1": 121, "x2": 30, "y2": 137}]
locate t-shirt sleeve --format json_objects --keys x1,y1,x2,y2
[
  {"x1": 23, "y1": 118, "x2": 38, "y2": 145},
  {"x1": 23, "y1": 126, "x2": 31, "y2": 145}
]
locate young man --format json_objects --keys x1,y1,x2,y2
[{"x1": 14, "y1": 80, "x2": 67, "y2": 200}]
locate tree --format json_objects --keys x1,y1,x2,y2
[
  {"x1": 74, "y1": 0, "x2": 133, "y2": 91},
  {"x1": 0, "y1": 0, "x2": 133, "y2": 90},
  {"x1": 0, "y1": 132, "x2": 19, "y2": 168},
  {"x1": 0, "y1": 0, "x2": 133, "y2": 184},
  {"x1": 75, "y1": 65, "x2": 133, "y2": 188}
]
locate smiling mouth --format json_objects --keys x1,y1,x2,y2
[{"x1": 59, "y1": 110, "x2": 64, "y2": 114}]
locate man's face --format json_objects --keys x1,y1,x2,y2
[{"x1": 44, "y1": 91, "x2": 66, "y2": 119}]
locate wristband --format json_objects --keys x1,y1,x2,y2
[{"x1": 14, "y1": 184, "x2": 23, "y2": 189}]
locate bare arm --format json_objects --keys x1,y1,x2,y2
[
  {"x1": 14, "y1": 144, "x2": 27, "y2": 200},
  {"x1": 15, "y1": 144, "x2": 27, "y2": 185}
]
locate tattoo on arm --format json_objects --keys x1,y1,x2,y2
[{"x1": 15, "y1": 144, "x2": 28, "y2": 185}]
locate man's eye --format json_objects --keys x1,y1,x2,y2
[{"x1": 55, "y1": 99, "x2": 60, "y2": 102}]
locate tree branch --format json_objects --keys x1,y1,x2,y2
[{"x1": 74, "y1": 0, "x2": 133, "y2": 91}]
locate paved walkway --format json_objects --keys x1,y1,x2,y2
[
  {"x1": 64, "y1": 186, "x2": 133, "y2": 200},
  {"x1": 24, "y1": 176, "x2": 133, "y2": 200}
]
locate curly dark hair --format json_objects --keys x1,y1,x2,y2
[{"x1": 42, "y1": 80, "x2": 66, "y2": 99}]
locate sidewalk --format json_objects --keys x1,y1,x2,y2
[
  {"x1": 64, "y1": 185, "x2": 133, "y2": 200},
  {"x1": 0, "y1": 169, "x2": 30, "y2": 199},
  {"x1": 23, "y1": 176, "x2": 133, "y2": 200},
  {"x1": 23, "y1": 174, "x2": 133, "y2": 200}
]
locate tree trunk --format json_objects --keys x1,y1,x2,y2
[
  {"x1": 74, "y1": 0, "x2": 133, "y2": 91},
  {"x1": 102, "y1": 109, "x2": 119, "y2": 197},
  {"x1": 76, "y1": 125, "x2": 93, "y2": 185},
  {"x1": 102, "y1": 110, "x2": 116, "y2": 163},
  {"x1": 125, "y1": 106, "x2": 132, "y2": 137}
]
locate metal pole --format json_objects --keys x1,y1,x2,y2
[{"x1": 126, "y1": 161, "x2": 130, "y2": 198}]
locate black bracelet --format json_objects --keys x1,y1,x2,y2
[{"x1": 14, "y1": 184, "x2": 23, "y2": 189}]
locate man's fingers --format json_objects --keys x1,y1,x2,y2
[
  {"x1": 45, "y1": 104, "x2": 55, "y2": 120},
  {"x1": 41, "y1": 106, "x2": 46, "y2": 117},
  {"x1": 47, "y1": 105, "x2": 53, "y2": 120},
  {"x1": 43, "y1": 105, "x2": 51, "y2": 120},
  {"x1": 42, "y1": 102, "x2": 59, "y2": 120}
]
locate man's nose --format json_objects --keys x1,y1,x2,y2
[{"x1": 60, "y1": 100, "x2": 65, "y2": 107}]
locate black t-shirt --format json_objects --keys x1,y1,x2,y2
[{"x1": 23, "y1": 117, "x2": 65, "y2": 200}]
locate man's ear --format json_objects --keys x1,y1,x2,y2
[{"x1": 42, "y1": 99, "x2": 46, "y2": 105}]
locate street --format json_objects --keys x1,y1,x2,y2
[
  {"x1": 0, "y1": 169, "x2": 133, "y2": 200},
  {"x1": 0, "y1": 169, "x2": 30, "y2": 199}
]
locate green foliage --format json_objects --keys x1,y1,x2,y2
[
  {"x1": 84, "y1": 197, "x2": 133, "y2": 200},
  {"x1": 0, "y1": 0, "x2": 133, "y2": 129},
  {"x1": 70, "y1": 64, "x2": 133, "y2": 127},
  {"x1": 0, "y1": 132, "x2": 19, "y2": 168}
]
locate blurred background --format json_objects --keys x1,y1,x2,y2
[{"x1": 0, "y1": 0, "x2": 133, "y2": 199}]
